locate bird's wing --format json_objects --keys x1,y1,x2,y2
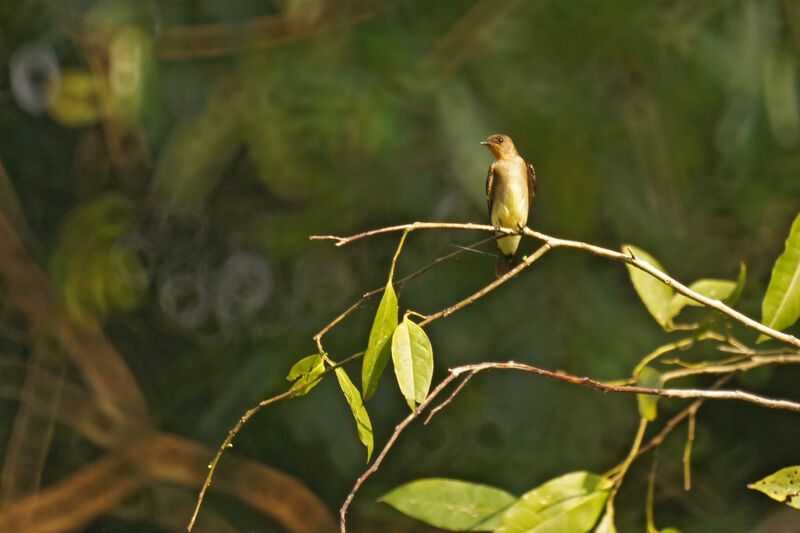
[
  {"x1": 526, "y1": 162, "x2": 536, "y2": 209},
  {"x1": 486, "y1": 162, "x2": 496, "y2": 215}
]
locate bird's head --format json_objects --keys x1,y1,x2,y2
[{"x1": 481, "y1": 134, "x2": 518, "y2": 159}]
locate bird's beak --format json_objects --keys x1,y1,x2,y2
[{"x1": 480, "y1": 141, "x2": 492, "y2": 145}]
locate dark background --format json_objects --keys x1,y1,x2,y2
[{"x1": 1, "y1": 1, "x2": 800, "y2": 531}]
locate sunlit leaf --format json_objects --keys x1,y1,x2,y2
[
  {"x1": 380, "y1": 478, "x2": 516, "y2": 531},
  {"x1": 593, "y1": 510, "x2": 617, "y2": 533},
  {"x1": 335, "y1": 367, "x2": 373, "y2": 462},
  {"x1": 748, "y1": 466, "x2": 800, "y2": 509},
  {"x1": 668, "y1": 279, "x2": 737, "y2": 320},
  {"x1": 636, "y1": 366, "x2": 661, "y2": 421},
  {"x1": 498, "y1": 491, "x2": 608, "y2": 533},
  {"x1": 623, "y1": 245, "x2": 674, "y2": 328},
  {"x1": 759, "y1": 212, "x2": 800, "y2": 342},
  {"x1": 286, "y1": 354, "x2": 325, "y2": 396},
  {"x1": 391, "y1": 317, "x2": 434, "y2": 410},
  {"x1": 361, "y1": 283, "x2": 398, "y2": 400},
  {"x1": 496, "y1": 472, "x2": 608, "y2": 533}
]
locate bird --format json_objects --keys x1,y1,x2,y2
[{"x1": 482, "y1": 134, "x2": 536, "y2": 277}]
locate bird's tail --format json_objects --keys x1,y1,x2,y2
[{"x1": 495, "y1": 252, "x2": 521, "y2": 278}]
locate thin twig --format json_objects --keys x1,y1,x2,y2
[
  {"x1": 419, "y1": 243, "x2": 552, "y2": 326},
  {"x1": 637, "y1": 375, "x2": 734, "y2": 458},
  {"x1": 339, "y1": 371, "x2": 462, "y2": 532},
  {"x1": 313, "y1": 221, "x2": 800, "y2": 348},
  {"x1": 211, "y1": 219, "x2": 800, "y2": 531},
  {"x1": 661, "y1": 354, "x2": 800, "y2": 382},
  {"x1": 338, "y1": 361, "x2": 800, "y2": 531},
  {"x1": 310, "y1": 221, "x2": 509, "y2": 246},
  {"x1": 646, "y1": 456, "x2": 658, "y2": 533},
  {"x1": 450, "y1": 362, "x2": 800, "y2": 411},
  {"x1": 424, "y1": 370, "x2": 477, "y2": 424},
  {"x1": 522, "y1": 226, "x2": 800, "y2": 349},
  {"x1": 198, "y1": 234, "x2": 509, "y2": 526},
  {"x1": 388, "y1": 230, "x2": 409, "y2": 283},
  {"x1": 187, "y1": 351, "x2": 360, "y2": 531},
  {"x1": 632, "y1": 332, "x2": 725, "y2": 378},
  {"x1": 606, "y1": 418, "x2": 648, "y2": 512},
  {"x1": 312, "y1": 235, "x2": 497, "y2": 353},
  {"x1": 683, "y1": 410, "x2": 696, "y2": 490}
]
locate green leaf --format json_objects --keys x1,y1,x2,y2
[
  {"x1": 661, "y1": 528, "x2": 683, "y2": 533},
  {"x1": 391, "y1": 317, "x2": 434, "y2": 410},
  {"x1": 335, "y1": 367, "x2": 374, "y2": 462},
  {"x1": 593, "y1": 511, "x2": 616, "y2": 533},
  {"x1": 636, "y1": 366, "x2": 661, "y2": 422},
  {"x1": 748, "y1": 466, "x2": 800, "y2": 509},
  {"x1": 286, "y1": 354, "x2": 325, "y2": 396},
  {"x1": 498, "y1": 491, "x2": 608, "y2": 533},
  {"x1": 380, "y1": 478, "x2": 516, "y2": 531},
  {"x1": 496, "y1": 472, "x2": 608, "y2": 533},
  {"x1": 361, "y1": 283, "x2": 399, "y2": 400},
  {"x1": 759, "y1": 212, "x2": 800, "y2": 342},
  {"x1": 623, "y1": 245, "x2": 674, "y2": 328},
  {"x1": 668, "y1": 279, "x2": 738, "y2": 319}
]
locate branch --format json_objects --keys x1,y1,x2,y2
[
  {"x1": 339, "y1": 371, "x2": 462, "y2": 532},
  {"x1": 312, "y1": 221, "x2": 800, "y2": 349},
  {"x1": 419, "y1": 243, "x2": 551, "y2": 326},
  {"x1": 637, "y1": 375, "x2": 734, "y2": 458},
  {"x1": 661, "y1": 354, "x2": 800, "y2": 382},
  {"x1": 313, "y1": 235, "x2": 498, "y2": 353},
  {"x1": 310, "y1": 222, "x2": 511, "y2": 246},
  {"x1": 338, "y1": 360, "x2": 800, "y2": 530},
  {"x1": 188, "y1": 351, "x2": 360, "y2": 531}
]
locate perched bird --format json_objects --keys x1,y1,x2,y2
[{"x1": 482, "y1": 134, "x2": 536, "y2": 277}]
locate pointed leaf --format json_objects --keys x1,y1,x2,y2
[
  {"x1": 623, "y1": 245, "x2": 674, "y2": 328},
  {"x1": 636, "y1": 366, "x2": 662, "y2": 421},
  {"x1": 498, "y1": 491, "x2": 608, "y2": 533},
  {"x1": 362, "y1": 283, "x2": 398, "y2": 400},
  {"x1": 335, "y1": 367, "x2": 374, "y2": 462},
  {"x1": 286, "y1": 354, "x2": 325, "y2": 396},
  {"x1": 593, "y1": 510, "x2": 616, "y2": 533},
  {"x1": 748, "y1": 466, "x2": 800, "y2": 509},
  {"x1": 391, "y1": 317, "x2": 434, "y2": 410},
  {"x1": 380, "y1": 478, "x2": 516, "y2": 531},
  {"x1": 497, "y1": 472, "x2": 607, "y2": 533},
  {"x1": 759, "y1": 212, "x2": 800, "y2": 342},
  {"x1": 668, "y1": 279, "x2": 738, "y2": 319}
]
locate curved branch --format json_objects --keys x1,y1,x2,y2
[
  {"x1": 312, "y1": 221, "x2": 800, "y2": 348},
  {"x1": 338, "y1": 359, "x2": 800, "y2": 531}
]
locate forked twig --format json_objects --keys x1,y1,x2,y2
[
  {"x1": 338, "y1": 361, "x2": 800, "y2": 531},
  {"x1": 313, "y1": 221, "x2": 800, "y2": 348}
]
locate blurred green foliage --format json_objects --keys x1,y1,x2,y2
[{"x1": 2, "y1": 0, "x2": 800, "y2": 531}]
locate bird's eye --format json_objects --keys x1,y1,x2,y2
[{"x1": 497, "y1": 137, "x2": 504, "y2": 143}]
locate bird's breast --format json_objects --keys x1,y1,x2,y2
[{"x1": 490, "y1": 158, "x2": 529, "y2": 229}]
